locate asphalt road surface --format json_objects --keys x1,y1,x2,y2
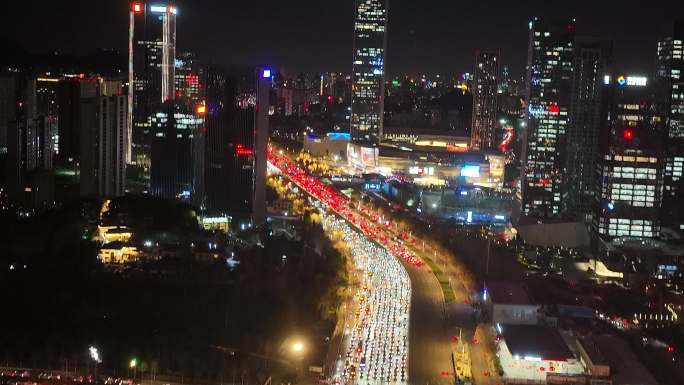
[{"x1": 401, "y1": 261, "x2": 455, "y2": 385}]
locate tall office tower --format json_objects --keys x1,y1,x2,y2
[
  {"x1": 593, "y1": 75, "x2": 664, "y2": 241},
  {"x1": 175, "y1": 52, "x2": 203, "y2": 104},
  {"x1": 521, "y1": 18, "x2": 575, "y2": 219},
  {"x1": 470, "y1": 51, "x2": 500, "y2": 150},
  {"x1": 202, "y1": 67, "x2": 270, "y2": 229},
  {"x1": 656, "y1": 21, "x2": 684, "y2": 233},
  {"x1": 149, "y1": 100, "x2": 202, "y2": 201},
  {"x1": 128, "y1": 1, "x2": 177, "y2": 184},
  {"x1": 174, "y1": 52, "x2": 205, "y2": 206},
  {"x1": 350, "y1": 0, "x2": 388, "y2": 150},
  {"x1": 80, "y1": 82, "x2": 127, "y2": 197},
  {"x1": 564, "y1": 38, "x2": 613, "y2": 221}
]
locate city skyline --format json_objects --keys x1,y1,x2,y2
[
  {"x1": 3, "y1": 0, "x2": 684, "y2": 77},
  {"x1": 4, "y1": 3, "x2": 684, "y2": 385}
]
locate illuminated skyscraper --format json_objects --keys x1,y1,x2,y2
[
  {"x1": 657, "y1": 21, "x2": 684, "y2": 233},
  {"x1": 593, "y1": 75, "x2": 664, "y2": 241},
  {"x1": 470, "y1": 50, "x2": 499, "y2": 150},
  {"x1": 521, "y1": 18, "x2": 575, "y2": 219},
  {"x1": 564, "y1": 37, "x2": 613, "y2": 221},
  {"x1": 128, "y1": 1, "x2": 177, "y2": 187},
  {"x1": 350, "y1": 0, "x2": 388, "y2": 149}
]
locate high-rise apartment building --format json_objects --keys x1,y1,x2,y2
[
  {"x1": 564, "y1": 38, "x2": 613, "y2": 221},
  {"x1": 80, "y1": 82, "x2": 127, "y2": 198},
  {"x1": 593, "y1": 75, "x2": 664, "y2": 241},
  {"x1": 521, "y1": 18, "x2": 575, "y2": 219},
  {"x1": 471, "y1": 50, "x2": 500, "y2": 150},
  {"x1": 128, "y1": 1, "x2": 177, "y2": 185},
  {"x1": 350, "y1": 0, "x2": 388, "y2": 149},
  {"x1": 5, "y1": 76, "x2": 56, "y2": 206}
]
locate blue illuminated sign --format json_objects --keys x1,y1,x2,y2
[
  {"x1": 262, "y1": 69, "x2": 271, "y2": 78},
  {"x1": 364, "y1": 182, "x2": 381, "y2": 192},
  {"x1": 327, "y1": 132, "x2": 351, "y2": 141}
]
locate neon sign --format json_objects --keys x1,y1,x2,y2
[{"x1": 235, "y1": 144, "x2": 253, "y2": 156}]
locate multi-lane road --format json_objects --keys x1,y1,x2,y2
[{"x1": 268, "y1": 148, "x2": 492, "y2": 385}]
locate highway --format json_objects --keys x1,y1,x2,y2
[
  {"x1": 268, "y1": 148, "x2": 465, "y2": 385},
  {"x1": 323, "y1": 214, "x2": 410, "y2": 385}
]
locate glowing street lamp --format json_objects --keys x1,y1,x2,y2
[
  {"x1": 89, "y1": 346, "x2": 102, "y2": 363},
  {"x1": 291, "y1": 341, "x2": 304, "y2": 354}
]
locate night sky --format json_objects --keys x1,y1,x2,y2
[{"x1": 3, "y1": 0, "x2": 683, "y2": 78}]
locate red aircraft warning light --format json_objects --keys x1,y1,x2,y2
[{"x1": 132, "y1": 2, "x2": 143, "y2": 13}]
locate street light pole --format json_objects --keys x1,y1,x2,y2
[{"x1": 485, "y1": 237, "x2": 491, "y2": 277}]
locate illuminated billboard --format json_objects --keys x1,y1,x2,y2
[
  {"x1": 347, "y1": 143, "x2": 379, "y2": 169},
  {"x1": 616, "y1": 75, "x2": 647, "y2": 87},
  {"x1": 461, "y1": 165, "x2": 480, "y2": 178}
]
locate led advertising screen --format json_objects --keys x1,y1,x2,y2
[{"x1": 461, "y1": 164, "x2": 480, "y2": 178}]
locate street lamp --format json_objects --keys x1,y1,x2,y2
[
  {"x1": 89, "y1": 346, "x2": 101, "y2": 378},
  {"x1": 130, "y1": 358, "x2": 138, "y2": 380},
  {"x1": 89, "y1": 346, "x2": 102, "y2": 364},
  {"x1": 291, "y1": 342, "x2": 304, "y2": 354}
]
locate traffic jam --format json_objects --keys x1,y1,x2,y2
[
  {"x1": 268, "y1": 148, "x2": 424, "y2": 269},
  {"x1": 322, "y1": 213, "x2": 410, "y2": 385}
]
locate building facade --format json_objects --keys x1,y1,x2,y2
[
  {"x1": 128, "y1": 1, "x2": 177, "y2": 185},
  {"x1": 657, "y1": 21, "x2": 684, "y2": 234},
  {"x1": 149, "y1": 100, "x2": 202, "y2": 201},
  {"x1": 521, "y1": 18, "x2": 575, "y2": 219},
  {"x1": 593, "y1": 75, "x2": 664, "y2": 241},
  {"x1": 471, "y1": 51, "x2": 499, "y2": 151},
  {"x1": 350, "y1": 0, "x2": 388, "y2": 149},
  {"x1": 564, "y1": 38, "x2": 613, "y2": 221},
  {"x1": 79, "y1": 80, "x2": 128, "y2": 198},
  {"x1": 202, "y1": 67, "x2": 269, "y2": 228}
]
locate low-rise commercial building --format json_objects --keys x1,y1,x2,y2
[{"x1": 485, "y1": 282, "x2": 541, "y2": 325}]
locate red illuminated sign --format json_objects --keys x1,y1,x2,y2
[
  {"x1": 623, "y1": 129, "x2": 634, "y2": 140},
  {"x1": 235, "y1": 144, "x2": 253, "y2": 156},
  {"x1": 548, "y1": 104, "x2": 560, "y2": 114},
  {"x1": 132, "y1": 2, "x2": 143, "y2": 13}
]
